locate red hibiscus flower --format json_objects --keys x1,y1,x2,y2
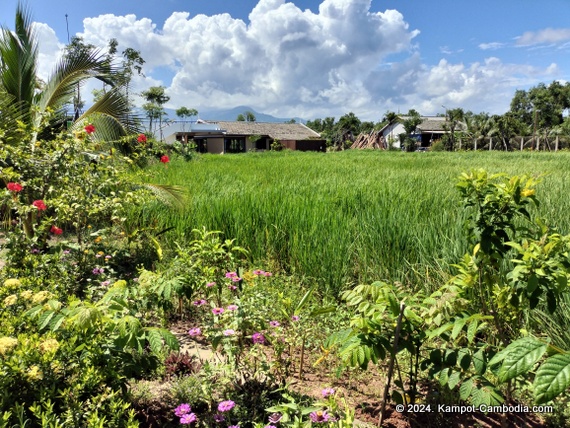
[
  {"x1": 84, "y1": 124, "x2": 95, "y2": 134},
  {"x1": 160, "y1": 155, "x2": 170, "y2": 164},
  {"x1": 137, "y1": 133, "x2": 147, "y2": 143},
  {"x1": 6, "y1": 182, "x2": 23, "y2": 192},
  {"x1": 32, "y1": 200, "x2": 47, "y2": 211},
  {"x1": 50, "y1": 225, "x2": 63, "y2": 235}
]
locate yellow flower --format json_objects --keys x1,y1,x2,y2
[
  {"x1": 3, "y1": 294, "x2": 17, "y2": 306},
  {"x1": 20, "y1": 290, "x2": 33, "y2": 300},
  {"x1": 94, "y1": 236, "x2": 102, "y2": 243},
  {"x1": 0, "y1": 337, "x2": 18, "y2": 355},
  {"x1": 84, "y1": 250, "x2": 89, "y2": 254},
  {"x1": 40, "y1": 338, "x2": 60, "y2": 354},
  {"x1": 32, "y1": 291, "x2": 52, "y2": 304},
  {"x1": 521, "y1": 188, "x2": 535, "y2": 197},
  {"x1": 97, "y1": 251, "x2": 104, "y2": 255},
  {"x1": 27, "y1": 365, "x2": 43, "y2": 381},
  {"x1": 87, "y1": 225, "x2": 92, "y2": 229},
  {"x1": 3, "y1": 278, "x2": 21, "y2": 290}
]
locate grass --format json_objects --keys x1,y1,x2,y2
[{"x1": 130, "y1": 150, "x2": 570, "y2": 296}]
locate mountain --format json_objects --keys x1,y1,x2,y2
[{"x1": 162, "y1": 105, "x2": 305, "y2": 123}]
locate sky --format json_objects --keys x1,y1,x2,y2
[{"x1": 1, "y1": 0, "x2": 570, "y2": 121}]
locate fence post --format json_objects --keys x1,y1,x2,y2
[{"x1": 489, "y1": 137, "x2": 492, "y2": 151}]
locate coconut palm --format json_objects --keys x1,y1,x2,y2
[{"x1": 0, "y1": 4, "x2": 138, "y2": 144}]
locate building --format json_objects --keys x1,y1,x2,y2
[
  {"x1": 160, "y1": 120, "x2": 326, "y2": 153},
  {"x1": 379, "y1": 116, "x2": 466, "y2": 149}
]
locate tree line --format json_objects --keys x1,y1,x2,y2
[{"x1": 306, "y1": 81, "x2": 570, "y2": 151}]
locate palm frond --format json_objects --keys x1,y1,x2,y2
[
  {"x1": 73, "y1": 88, "x2": 143, "y2": 141},
  {"x1": 0, "y1": 3, "x2": 37, "y2": 117},
  {"x1": 139, "y1": 183, "x2": 186, "y2": 208},
  {"x1": 0, "y1": 90, "x2": 27, "y2": 145},
  {"x1": 35, "y1": 49, "x2": 116, "y2": 123}
]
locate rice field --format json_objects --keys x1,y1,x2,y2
[{"x1": 131, "y1": 150, "x2": 570, "y2": 296}]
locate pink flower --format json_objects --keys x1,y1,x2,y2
[
  {"x1": 227, "y1": 304, "x2": 238, "y2": 311},
  {"x1": 192, "y1": 299, "x2": 207, "y2": 306},
  {"x1": 180, "y1": 413, "x2": 197, "y2": 424},
  {"x1": 101, "y1": 280, "x2": 111, "y2": 286},
  {"x1": 174, "y1": 403, "x2": 191, "y2": 417},
  {"x1": 137, "y1": 133, "x2": 147, "y2": 143},
  {"x1": 206, "y1": 282, "x2": 216, "y2": 287},
  {"x1": 223, "y1": 329, "x2": 235, "y2": 336},
  {"x1": 263, "y1": 272, "x2": 273, "y2": 277},
  {"x1": 160, "y1": 155, "x2": 170, "y2": 164},
  {"x1": 218, "y1": 400, "x2": 236, "y2": 412},
  {"x1": 231, "y1": 277, "x2": 241, "y2": 282},
  {"x1": 269, "y1": 321, "x2": 280, "y2": 328},
  {"x1": 84, "y1": 124, "x2": 95, "y2": 134},
  {"x1": 228, "y1": 285, "x2": 237, "y2": 291},
  {"x1": 252, "y1": 269, "x2": 265, "y2": 275},
  {"x1": 213, "y1": 414, "x2": 225, "y2": 423},
  {"x1": 309, "y1": 410, "x2": 333, "y2": 423},
  {"x1": 321, "y1": 387, "x2": 335, "y2": 398},
  {"x1": 50, "y1": 225, "x2": 63, "y2": 235},
  {"x1": 252, "y1": 332, "x2": 265, "y2": 344},
  {"x1": 188, "y1": 327, "x2": 202, "y2": 337},
  {"x1": 32, "y1": 200, "x2": 47, "y2": 211},
  {"x1": 291, "y1": 315, "x2": 300, "y2": 321},
  {"x1": 225, "y1": 272, "x2": 237, "y2": 278},
  {"x1": 212, "y1": 307, "x2": 224, "y2": 315},
  {"x1": 6, "y1": 182, "x2": 23, "y2": 192}
]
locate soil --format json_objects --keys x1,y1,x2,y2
[{"x1": 166, "y1": 321, "x2": 555, "y2": 428}]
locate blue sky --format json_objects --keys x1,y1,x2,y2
[{"x1": 1, "y1": 0, "x2": 570, "y2": 121}]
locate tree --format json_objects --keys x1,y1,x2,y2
[
  {"x1": 176, "y1": 107, "x2": 198, "y2": 135},
  {"x1": 236, "y1": 113, "x2": 245, "y2": 122},
  {"x1": 400, "y1": 109, "x2": 422, "y2": 152},
  {"x1": 489, "y1": 112, "x2": 526, "y2": 151},
  {"x1": 0, "y1": 5, "x2": 138, "y2": 143},
  {"x1": 63, "y1": 36, "x2": 96, "y2": 120},
  {"x1": 443, "y1": 107, "x2": 465, "y2": 150},
  {"x1": 141, "y1": 86, "x2": 170, "y2": 136},
  {"x1": 333, "y1": 112, "x2": 361, "y2": 150}
]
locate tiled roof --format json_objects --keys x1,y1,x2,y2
[
  {"x1": 215, "y1": 121, "x2": 322, "y2": 140},
  {"x1": 399, "y1": 116, "x2": 467, "y2": 132}
]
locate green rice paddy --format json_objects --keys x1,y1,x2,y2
[{"x1": 131, "y1": 150, "x2": 570, "y2": 295}]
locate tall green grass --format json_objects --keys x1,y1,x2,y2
[{"x1": 130, "y1": 150, "x2": 570, "y2": 296}]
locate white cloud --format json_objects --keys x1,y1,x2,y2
[
  {"x1": 32, "y1": 22, "x2": 64, "y2": 81},
  {"x1": 516, "y1": 28, "x2": 570, "y2": 46},
  {"x1": 27, "y1": 1, "x2": 568, "y2": 121},
  {"x1": 478, "y1": 42, "x2": 506, "y2": 51}
]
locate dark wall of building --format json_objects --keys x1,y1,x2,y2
[{"x1": 281, "y1": 139, "x2": 326, "y2": 152}]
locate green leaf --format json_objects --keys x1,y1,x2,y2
[
  {"x1": 452, "y1": 317, "x2": 468, "y2": 340},
  {"x1": 448, "y1": 371, "x2": 461, "y2": 390},
  {"x1": 146, "y1": 328, "x2": 163, "y2": 354},
  {"x1": 296, "y1": 287, "x2": 314, "y2": 312},
  {"x1": 467, "y1": 319, "x2": 478, "y2": 343},
  {"x1": 459, "y1": 378, "x2": 474, "y2": 400},
  {"x1": 38, "y1": 311, "x2": 55, "y2": 330},
  {"x1": 309, "y1": 306, "x2": 336, "y2": 316},
  {"x1": 473, "y1": 349, "x2": 486, "y2": 375},
  {"x1": 498, "y1": 337, "x2": 547, "y2": 383},
  {"x1": 534, "y1": 353, "x2": 570, "y2": 404}
]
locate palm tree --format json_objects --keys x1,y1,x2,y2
[{"x1": 0, "y1": 4, "x2": 138, "y2": 144}]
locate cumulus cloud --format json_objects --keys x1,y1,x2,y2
[
  {"x1": 27, "y1": 0, "x2": 566, "y2": 120},
  {"x1": 32, "y1": 22, "x2": 64, "y2": 81},
  {"x1": 516, "y1": 28, "x2": 570, "y2": 46}
]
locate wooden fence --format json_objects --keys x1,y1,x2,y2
[{"x1": 457, "y1": 136, "x2": 570, "y2": 151}]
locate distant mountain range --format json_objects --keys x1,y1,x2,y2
[{"x1": 162, "y1": 105, "x2": 305, "y2": 124}]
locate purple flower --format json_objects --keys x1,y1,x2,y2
[
  {"x1": 180, "y1": 412, "x2": 197, "y2": 424},
  {"x1": 269, "y1": 321, "x2": 280, "y2": 328},
  {"x1": 268, "y1": 413, "x2": 282, "y2": 423},
  {"x1": 101, "y1": 280, "x2": 111, "y2": 286},
  {"x1": 63, "y1": 250, "x2": 71, "y2": 255},
  {"x1": 92, "y1": 267, "x2": 103, "y2": 275},
  {"x1": 321, "y1": 387, "x2": 335, "y2": 398},
  {"x1": 228, "y1": 426, "x2": 240, "y2": 428},
  {"x1": 31, "y1": 248, "x2": 40, "y2": 254},
  {"x1": 223, "y1": 329, "x2": 235, "y2": 336},
  {"x1": 252, "y1": 332, "x2": 266, "y2": 344},
  {"x1": 227, "y1": 304, "x2": 238, "y2": 311},
  {"x1": 174, "y1": 403, "x2": 191, "y2": 417},
  {"x1": 265, "y1": 426, "x2": 277, "y2": 428},
  {"x1": 193, "y1": 299, "x2": 207, "y2": 306},
  {"x1": 228, "y1": 285, "x2": 238, "y2": 291},
  {"x1": 188, "y1": 327, "x2": 202, "y2": 337},
  {"x1": 253, "y1": 269, "x2": 265, "y2": 275},
  {"x1": 218, "y1": 400, "x2": 236, "y2": 412},
  {"x1": 309, "y1": 410, "x2": 333, "y2": 423},
  {"x1": 105, "y1": 255, "x2": 112, "y2": 259},
  {"x1": 231, "y1": 277, "x2": 241, "y2": 282},
  {"x1": 291, "y1": 315, "x2": 300, "y2": 321},
  {"x1": 206, "y1": 282, "x2": 216, "y2": 287},
  {"x1": 225, "y1": 272, "x2": 237, "y2": 278},
  {"x1": 212, "y1": 307, "x2": 225, "y2": 315},
  {"x1": 263, "y1": 272, "x2": 273, "y2": 277},
  {"x1": 213, "y1": 413, "x2": 225, "y2": 422}
]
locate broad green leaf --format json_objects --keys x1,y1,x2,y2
[
  {"x1": 448, "y1": 371, "x2": 461, "y2": 390},
  {"x1": 38, "y1": 311, "x2": 55, "y2": 331},
  {"x1": 459, "y1": 378, "x2": 474, "y2": 400},
  {"x1": 473, "y1": 349, "x2": 486, "y2": 375},
  {"x1": 146, "y1": 328, "x2": 163, "y2": 354},
  {"x1": 498, "y1": 337, "x2": 547, "y2": 383},
  {"x1": 159, "y1": 329, "x2": 180, "y2": 351},
  {"x1": 534, "y1": 353, "x2": 570, "y2": 404},
  {"x1": 452, "y1": 317, "x2": 468, "y2": 340}
]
